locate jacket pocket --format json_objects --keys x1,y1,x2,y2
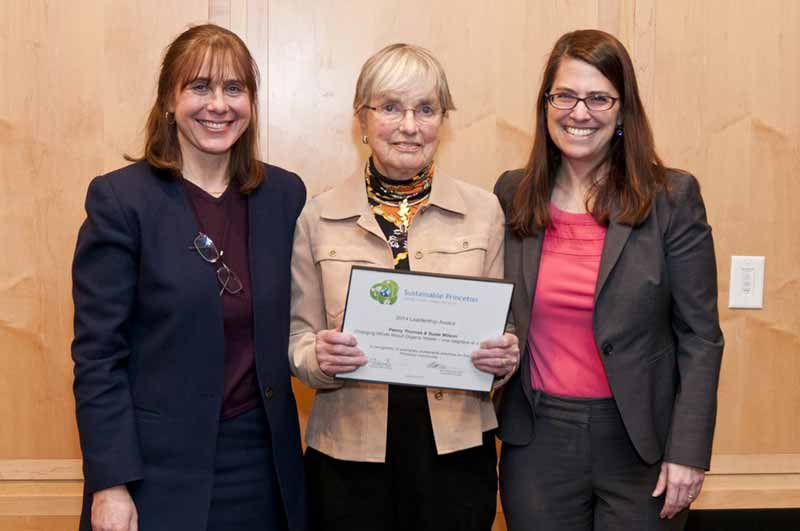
[
  {"x1": 312, "y1": 245, "x2": 380, "y2": 325},
  {"x1": 426, "y1": 234, "x2": 489, "y2": 254},
  {"x1": 420, "y1": 234, "x2": 491, "y2": 276},
  {"x1": 133, "y1": 405, "x2": 162, "y2": 421},
  {"x1": 645, "y1": 343, "x2": 675, "y2": 366}
]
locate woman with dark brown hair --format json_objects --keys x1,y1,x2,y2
[
  {"x1": 494, "y1": 29, "x2": 723, "y2": 530},
  {"x1": 71, "y1": 24, "x2": 307, "y2": 530}
]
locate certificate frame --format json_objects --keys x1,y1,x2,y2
[{"x1": 336, "y1": 266, "x2": 515, "y2": 392}]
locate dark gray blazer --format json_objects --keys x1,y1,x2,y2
[{"x1": 493, "y1": 169, "x2": 724, "y2": 469}]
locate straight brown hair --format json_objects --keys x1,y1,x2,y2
[
  {"x1": 509, "y1": 29, "x2": 666, "y2": 236},
  {"x1": 128, "y1": 24, "x2": 264, "y2": 193}
]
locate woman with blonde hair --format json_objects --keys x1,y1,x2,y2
[{"x1": 290, "y1": 43, "x2": 519, "y2": 531}]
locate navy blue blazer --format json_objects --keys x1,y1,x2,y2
[
  {"x1": 72, "y1": 161, "x2": 308, "y2": 530},
  {"x1": 494, "y1": 169, "x2": 724, "y2": 470}
]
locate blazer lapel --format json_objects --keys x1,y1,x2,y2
[
  {"x1": 516, "y1": 228, "x2": 543, "y2": 404},
  {"x1": 594, "y1": 219, "x2": 632, "y2": 302},
  {"x1": 521, "y1": 231, "x2": 543, "y2": 309},
  {"x1": 168, "y1": 176, "x2": 202, "y2": 243},
  {"x1": 247, "y1": 184, "x2": 276, "y2": 315}
]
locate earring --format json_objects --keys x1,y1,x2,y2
[
  {"x1": 165, "y1": 111, "x2": 175, "y2": 125},
  {"x1": 615, "y1": 124, "x2": 623, "y2": 137},
  {"x1": 361, "y1": 135, "x2": 369, "y2": 144}
]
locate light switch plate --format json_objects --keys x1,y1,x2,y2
[{"x1": 729, "y1": 256, "x2": 765, "y2": 309}]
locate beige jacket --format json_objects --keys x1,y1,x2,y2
[{"x1": 289, "y1": 170, "x2": 507, "y2": 462}]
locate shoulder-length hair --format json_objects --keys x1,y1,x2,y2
[
  {"x1": 130, "y1": 23, "x2": 264, "y2": 193},
  {"x1": 509, "y1": 29, "x2": 666, "y2": 236}
]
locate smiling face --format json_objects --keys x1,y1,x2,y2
[
  {"x1": 170, "y1": 57, "x2": 252, "y2": 165},
  {"x1": 546, "y1": 57, "x2": 621, "y2": 169},
  {"x1": 359, "y1": 86, "x2": 443, "y2": 181}
]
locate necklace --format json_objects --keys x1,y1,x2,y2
[
  {"x1": 370, "y1": 196, "x2": 428, "y2": 232},
  {"x1": 181, "y1": 168, "x2": 231, "y2": 198},
  {"x1": 205, "y1": 187, "x2": 228, "y2": 198}
]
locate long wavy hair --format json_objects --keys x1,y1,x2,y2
[
  {"x1": 129, "y1": 24, "x2": 264, "y2": 192},
  {"x1": 509, "y1": 29, "x2": 666, "y2": 236}
]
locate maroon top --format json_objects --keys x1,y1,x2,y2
[
  {"x1": 528, "y1": 204, "x2": 612, "y2": 398},
  {"x1": 183, "y1": 179, "x2": 259, "y2": 419}
]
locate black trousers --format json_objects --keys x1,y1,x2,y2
[
  {"x1": 207, "y1": 406, "x2": 288, "y2": 531},
  {"x1": 305, "y1": 385, "x2": 497, "y2": 531},
  {"x1": 500, "y1": 391, "x2": 688, "y2": 531}
]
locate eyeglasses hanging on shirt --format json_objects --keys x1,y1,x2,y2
[{"x1": 191, "y1": 232, "x2": 244, "y2": 296}]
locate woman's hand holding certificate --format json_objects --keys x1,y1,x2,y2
[
  {"x1": 470, "y1": 333, "x2": 520, "y2": 377},
  {"x1": 315, "y1": 329, "x2": 367, "y2": 377},
  {"x1": 316, "y1": 329, "x2": 519, "y2": 380}
]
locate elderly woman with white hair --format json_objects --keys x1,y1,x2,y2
[{"x1": 289, "y1": 43, "x2": 519, "y2": 531}]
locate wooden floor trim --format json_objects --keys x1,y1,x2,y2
[
  {"x1": 2, "y1": 457, "x2": 800, "y2": 515},
  {"x1": 708, "y1": 453, "x2": 800, "y2": 475},
  {"x1": 0, "y1": 460, "x2": 82, "y2": 481}
]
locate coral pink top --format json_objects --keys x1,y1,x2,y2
[{"x1": 528, "y1": 204, "x2": 613, "y2": 398}]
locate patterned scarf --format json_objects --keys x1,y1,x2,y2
[{"x1": 365, "y1": 157, "x2": 433, "y2": 268}]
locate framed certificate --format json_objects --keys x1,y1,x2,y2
[{"x1": 337, "y1": 266, "x2": 515, "y2": 392}]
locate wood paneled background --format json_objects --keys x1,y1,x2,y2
[{"x1": 1, "y1": 1, "x2": 798, "y2": 529}]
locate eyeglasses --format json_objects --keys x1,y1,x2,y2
[
  {"x1": 192, "y1": 232, "x2": 244, "y2": 295},
  {"x1": 545, "y1": 92, "x2": 619, "y2": 111},
  {"x1": 364, "y1": 103, "x2": 442, "y2": 125}
]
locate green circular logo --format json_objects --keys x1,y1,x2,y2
[{"x1": 370, "y1": 280, "x2": 399, "y2": 305}]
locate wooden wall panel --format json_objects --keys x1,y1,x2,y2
[
  {"x1": 0, "y1": 1, "x2": 211, "y2": 529},
  {"x1": 0, "y1": 517, "x2": 78, "y2": 531},
  {"x1": 1, "y1": 0, "x2": 800, "y2": 527},
  {"x1": 643, "y1": 0, "x2": 800, "y2": 455},
  {"x1": 0, "y1": 0, "x2": 207, "y2": 459},
  {"x1": 1, "y1": 0, "x2": 103, "y2": 460}
]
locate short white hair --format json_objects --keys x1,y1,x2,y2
[{"x1": 353, "y1": 43, "x2": 455, "y2": 114}]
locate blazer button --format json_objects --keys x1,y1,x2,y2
[
  {"x1": 414, "y1": 251, "x2": 424, "y2": 260},
  {"x1": 601, "y1": 343, "x2": 614, "y2": 356},
  {"x1": 434, "y1": 390, "x2": 444, "y2": 400},
  {"x1": 328, "y1": 249, "x2": 337, "y2": 257},
  {"x1": 264, "y1": 386, "x2": 274, "y2": 400},
  {"x1": 462, "y1": 241, "x2": 469, "y2": 249}
]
